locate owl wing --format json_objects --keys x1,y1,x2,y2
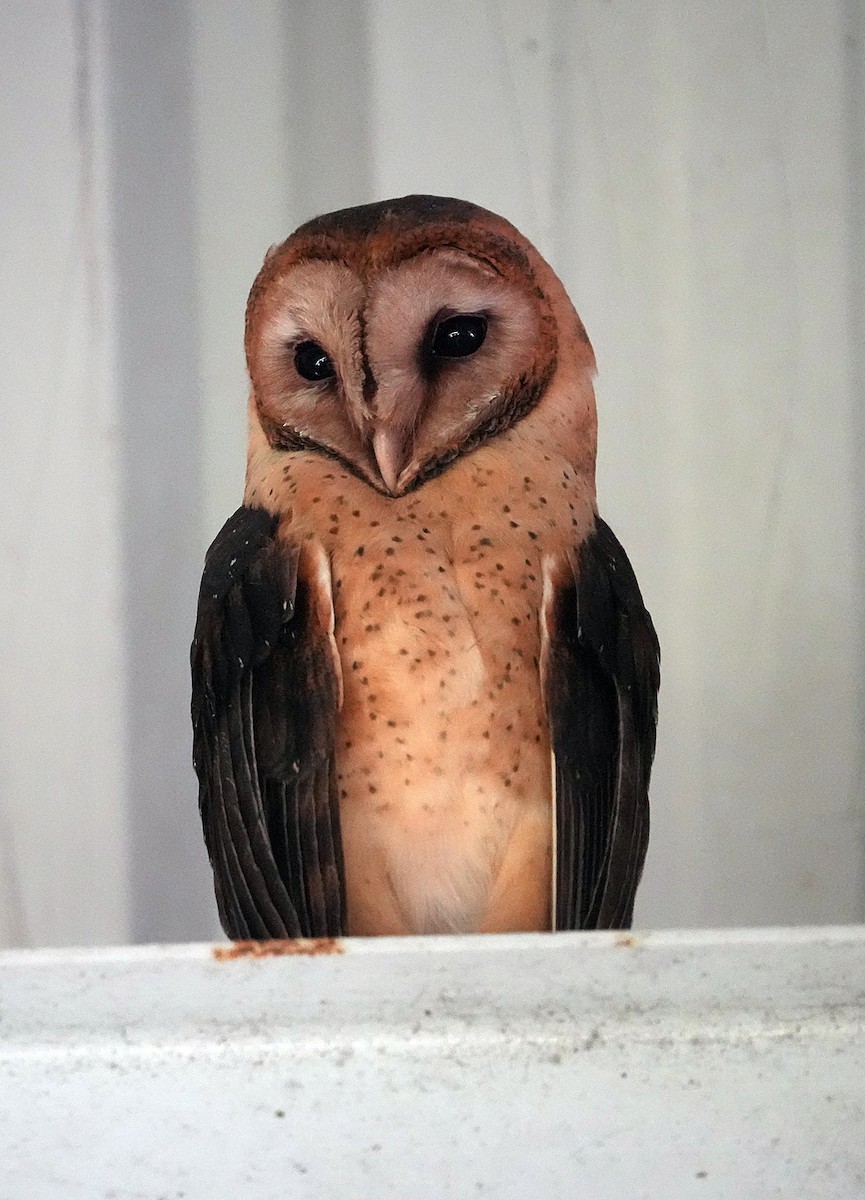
[
  {"x1": 191, "y1": 506, "x2": 346, "y2": 939},
  {"x1": 543, "y1": 516, "x2": 660, "y2": 930}
]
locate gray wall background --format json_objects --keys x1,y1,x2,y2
[{"x1": 1, "y1": 0, "x2": 863, "y2": 945}]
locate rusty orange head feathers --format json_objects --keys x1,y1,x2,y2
[{"x1": 243, "y1": 195, "x2": 596, "y2": 496}]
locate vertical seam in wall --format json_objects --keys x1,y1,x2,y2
[
  {"x1": 104, "y1": 0, "x2": 213, "y2": 941},
  {"x1": 843, "y1": 0, "x2": 865, "y2": 916},
  {"x1": 286, "y1": 0, "x2": 374, "y2": 219}
]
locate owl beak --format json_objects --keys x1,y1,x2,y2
[{"x1": 372, "y1": 426, "x2": 411, "y2": 495}]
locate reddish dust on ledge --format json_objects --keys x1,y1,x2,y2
[
  {"x1": 213, "y1": 937, "x2": 344, "y2": 960},
  {"x1": 614, "y1": 934, "x2": 638, "y2": 948}
]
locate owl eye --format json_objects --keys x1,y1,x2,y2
[
  {"x1": 294, "y1": 340, "x2": 335, "y2": 381},
  {"x1": 430, "y1": 314, "x2": 488, "y2": 359}
]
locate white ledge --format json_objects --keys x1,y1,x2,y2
[{"x1": 2, "y1": 927, "x2": 864, "y2": 1197}]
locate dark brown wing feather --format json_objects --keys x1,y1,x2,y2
[
  {"x1": 191, "y1": 506, "x2": 345, "y2": 939},
  {"x1": 543, "y1": 516, "x2": 660, "y2": 930}
]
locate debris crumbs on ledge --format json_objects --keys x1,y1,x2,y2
[{"x1": 212, "y1": 937, "x2": 344, "y2": 960}]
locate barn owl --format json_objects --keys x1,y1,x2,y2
[{"x1": 191, "y1": 195, "x2": 659, "y2": 939}]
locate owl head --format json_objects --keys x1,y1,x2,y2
[{"x1": 244, "y1": 195, "x2": 596, "y2": 496}]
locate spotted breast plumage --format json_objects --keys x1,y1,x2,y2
[{"x1": 191, "y1": 195, "x2": 660, "y2": 938}]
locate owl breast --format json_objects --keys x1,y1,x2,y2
[{"x1": 254, "y1": 427, "x2": 595, "y2": 935}]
